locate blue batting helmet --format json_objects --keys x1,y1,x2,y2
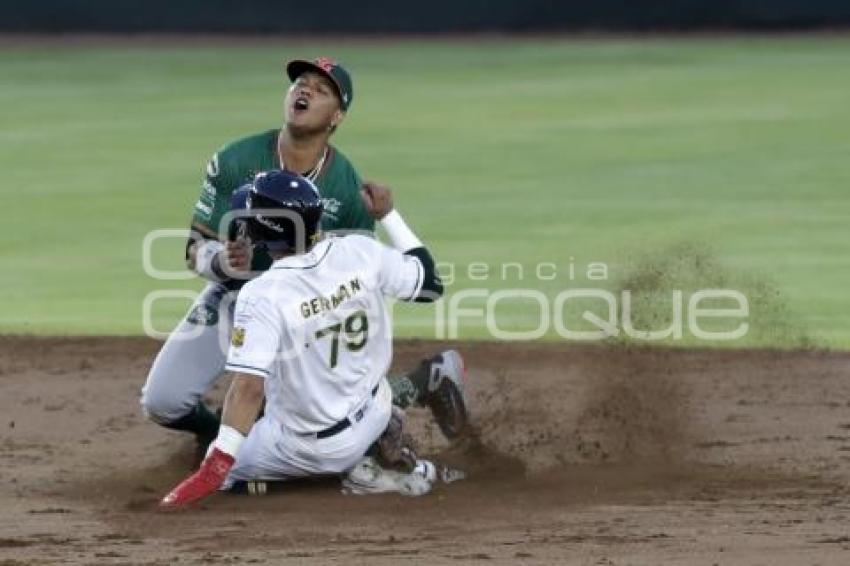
[{"x1": 242, "y1": 170, "x2": 323, "y2": 252}]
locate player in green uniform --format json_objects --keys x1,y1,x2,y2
[{"x1": 141, "y1": 57, "x2": 468, "y2": 448}]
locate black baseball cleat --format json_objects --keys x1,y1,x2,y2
[{"x1": 424, "y1": 350, "x2": 469, "y2": 440}]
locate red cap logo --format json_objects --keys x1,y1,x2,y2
[{"x1": 314, "y1": 57, "x2": 337, "y2": 73}]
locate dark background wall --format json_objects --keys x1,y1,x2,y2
[{"x1": 3, "y1": 0, "x2": 850, "y2": 33}]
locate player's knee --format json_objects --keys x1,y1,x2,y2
[
  {"x1": 140, "y1": 382, "x2": 191, "y2": 425},
  {"x1": 139, "y1": 392, "x2": 169, "y2": 424}
]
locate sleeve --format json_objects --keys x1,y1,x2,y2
[
  {"x1": 191, "y1": 149, "x2": 238, "y2": 238},
  {"x1": 341, "y1": 168, "x2": 375, "y2": 232},
  {"x1": 403, "y1": 247, "x2": 444, "y2": 303},
  {"x1": 225, "y1": 290, "x2": 281, "y2": 379},
  {"x1": 375, "y1": 240, "x2": 426, "y2": 301}
]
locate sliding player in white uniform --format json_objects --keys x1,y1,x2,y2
[{"x1": 161, "y1": 170, "x2": 451, "y2": 507}]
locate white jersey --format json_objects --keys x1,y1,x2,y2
[{"x1": 224, "y1": 235, "x2": 424, "y2": 434}]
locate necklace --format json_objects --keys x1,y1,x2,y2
[
  {"x1": 303, "y1": 147, "x2": 328, "y2": 183},
  {"x1": 278, "y1": 135, "x2": 328, "y2": 183}
]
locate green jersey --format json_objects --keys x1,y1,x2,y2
[{"x1": 192, "y1": 128, "x2": 374, "y2": 238}]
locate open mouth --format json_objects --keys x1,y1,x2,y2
[{"x1": 294, "y1": 97, "x2": 310, "y2": 112}]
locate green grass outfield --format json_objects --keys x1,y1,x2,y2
[{"x1": 1, "y1": 36, "x2": 848, "y2": 348}]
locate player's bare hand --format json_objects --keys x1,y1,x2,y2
[
  {"x1": 224, "y1": 237, "x2": 253, "y2": 275},
  {"x1": 361, "y1": 181, "x2": 394, "y2": 220}
]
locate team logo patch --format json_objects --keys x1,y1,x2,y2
[
  {"x1": 315, "y1": 57, "x2": 337, "y2": 72},
  {"x1": 187, "y1": 304, "x2": 218, "y2": 326},
  {"x1": 231, "y1": 327, "x2": 246, "y2": 347}
]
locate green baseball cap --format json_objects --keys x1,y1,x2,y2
[{"x1": 286, "y1": 57, "x2": 353, "y2": 111}]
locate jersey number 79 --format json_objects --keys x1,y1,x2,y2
[{"x1": 314, "y1": 310, "x2": 369, "y2": 369}]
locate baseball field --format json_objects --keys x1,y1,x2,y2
[{"x1": 2, "y1": 35, "x2": 850, "y2": 564}]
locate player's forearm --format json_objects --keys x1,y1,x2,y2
[
  {"x1": 405, "y1": 247, "x2": 443, "y2": 302},
  {"x1": 380, "y1": 209, "x2": 423, "y2": 252},
  {"x1": 208, "y1": 373, "x2": 263, "y2": 461},
  {"x1": 188, "y1": 241, "x2": 230, "y2": 282},
  {"x1": 186, "y1": 226, "x2": 230, "y2": 282},
  {"x1": 219, "y1": 373, "x2": 265, "y2": 438},
  {"x1": 187, "y1": 223, "x2": 254, "y2": 282},
  {"x1": 381, "y1": 210, "x2": 443, "y2": 302}
]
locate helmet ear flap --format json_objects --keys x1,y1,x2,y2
[
  {"x1": 228, "y1": 218, "x2": 252, "y2": 243},
  {"x1": 240, "y1": 218, "x2": 263, "y2": 247}
]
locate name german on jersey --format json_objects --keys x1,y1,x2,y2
[{"x1": 300, "y1": 278, "x2": 363, "y2": 319}]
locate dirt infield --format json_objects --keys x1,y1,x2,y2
[{"x1": 1, "y1": 337, "x2": 850, "y2": 565}]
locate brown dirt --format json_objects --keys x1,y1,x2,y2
[{"x1": 1, "y1": 336, "x2": 850, "y2": 565}]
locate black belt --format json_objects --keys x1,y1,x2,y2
[{"x1": 316, "y1": 384, "x2": 380, "y2": 439}]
